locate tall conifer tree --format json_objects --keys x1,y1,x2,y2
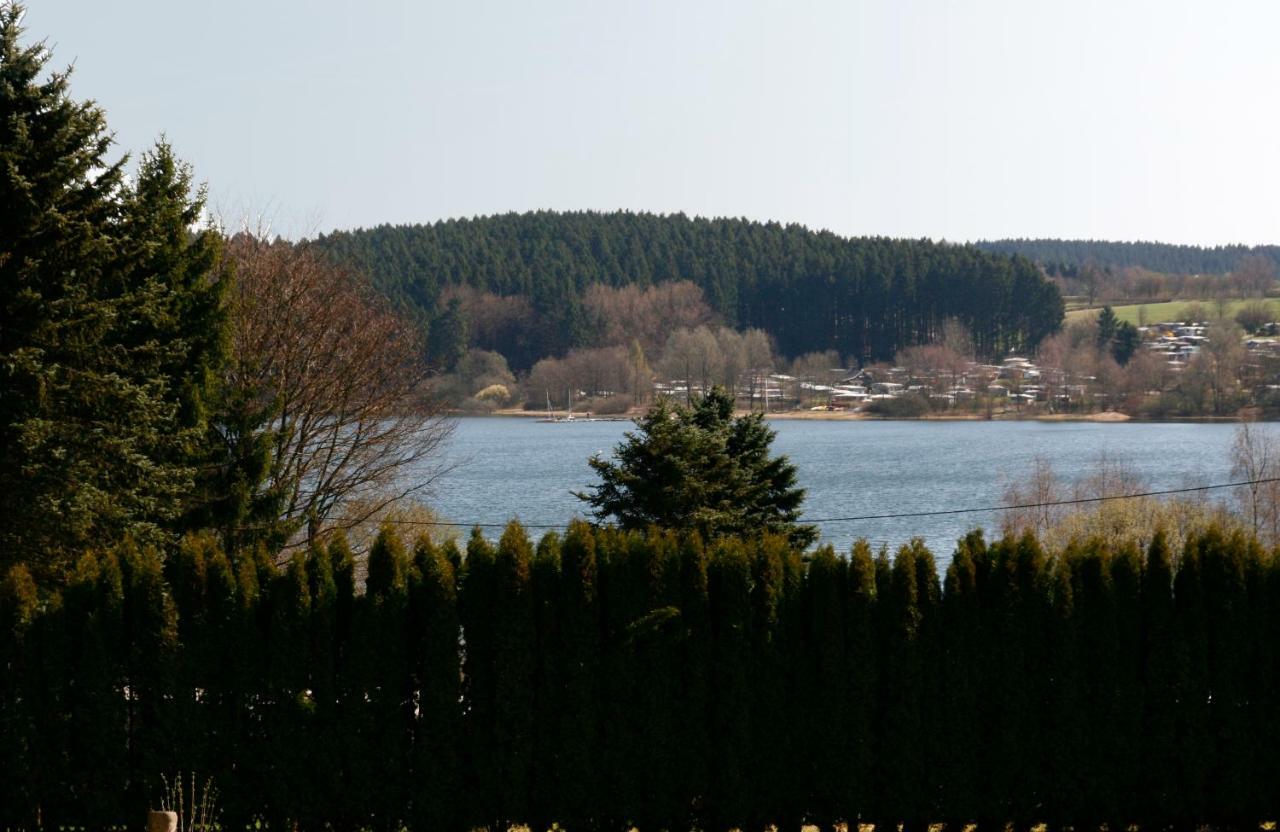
[
  {"x1": 939, "y1": 532, "x2": 982, "y2": 828},
  {"x1": 802, "y1": 544, "x2": 848, "y2": 831},
  {"x1": 491, "y1": 522, "x2": 535, "y2": 828},
  {"x1": 360, "y1": 526, "x2": 413, "y2": 831},
  {"x1": 1140, "y1": 529, "x2": 1180, "y2": 826},
  {"x1": 409, "y1": 533, "x2": 464, "y2": 832},
  {"x1": 706, "y1": 539, "x2": 753, "y2": 832},
  {"x1": 555, "y1": 520, "x2": 602, "y2": 831},
  {"x1": 0, "y1": 10, "x2": 229, "y2": 580},
  {"x1": 459, "y1": 527, "x2": 497, "y2": 830}
]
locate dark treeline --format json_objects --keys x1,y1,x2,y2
[
  {"x1": 312, "y1": 212, "x2": 1063, "y2": 368},
  {"x1": 4, "y1": 520, "x2": 1278, "y2": 831},
  {"x1": 979, "y1": 238, "x2": 1280, "y2": 277}
]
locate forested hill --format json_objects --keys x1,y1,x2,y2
[
  {"x1": 977, "y1": 238, "x2": 1280, "y2": 275},
  {"x1": 311, "y1": 212, "x2": 1063, "y2": 367}
]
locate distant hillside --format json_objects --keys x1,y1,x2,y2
[
  {"x1": 311, "y1": 211, "x2": 1063, "y2": 368},
  {"x1": 977, "y1": 238, "x2": 1280, "y2": 275}
]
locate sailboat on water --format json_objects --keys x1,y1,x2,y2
[
  {"x1": 537, "y1": 389, "x2": 571, "y2": 423},
  {"x1": 538, "y1": 388, "x2": 612, "y2": 423}
]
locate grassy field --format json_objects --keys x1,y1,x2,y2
[{"x1": 1065, "y1": 298, "x2": 1280, "y2": 325}]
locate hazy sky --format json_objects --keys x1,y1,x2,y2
[{"x1": 25, "y1": 1, "x2": 1280, "y2": 244}]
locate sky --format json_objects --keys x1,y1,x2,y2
[{"x1": 24, "y1": 1, "x2": 1280, "y2": 245}]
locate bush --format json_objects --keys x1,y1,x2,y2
[
  {"x1": 589, "y1": 394, "x2": 633, "y2": 415},
  {"x1": 1235, "y1": 301, "x2": 1274, "y2": 334},
  {"x1": 456, "y1": 396, "x2": 498, "y2": 414},
  {"x1": 864, "y1": 393, "x2": 931, "y2": 417},
  {"x1": 475, "y1": 383, "x2": 512, "y2": 406},
  {"x1": 4, "y1": 522, "x2": 1278, "y2": 830},
  {"x1": 1180, "y1": 301, "x2": 1209, "y2": 323}
]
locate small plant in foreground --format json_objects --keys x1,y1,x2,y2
[{"x1": 159, "y1": 773, "x2": 219, "y2": 832}]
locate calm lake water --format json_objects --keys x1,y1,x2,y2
[{"x1": 415, "y1": 418, "x2": 1240, "y2": 556}]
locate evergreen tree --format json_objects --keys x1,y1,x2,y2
[
  {"x1": 841, "y1": 540, "x2": 878, "y2": 829},
  {"x1": 579, "y1": 386, "x2": 816, "y2": 547},
  {"x1": 1072, "y1": 543, "x2": 1120, "y2": 826},
  {"x1": 877, "y1": 542, "x2": 931, "y2": 832},
  {"x1": 459, "y1": 527, "x2": 497, "y2": 830},
  {"x1": 798, "y1": 544, "x2": 848, "y2": 831},
  {"x1": 528, "y1": 531, "x2": 562, "y2": 832},
  {"x1": 113, "y1": 544, "x2": 176, "y2": 822},
  {"x1": 1097, "y1": 306, "x2": 1120, "y2": 347},
  {"x1": 325, "y1": 532, "x2": 361, "y2": 830},
  {"x1": 0, "y1": 11, "x2": 229, "y2": 581},
  {"x1": 1108, "y1": 541, "x2": 1145, "y2": 826},
  {"x1": 0, "y1": 7, "x2": 124, "y2": 577},
  {"x1": 491, "y1": 522, "x2": 536, "y2": 828},
  {"x1": 595, "y1": 527, "x2": 635, "y2": 832},
  {"x1": 119, "y1": 141, "x2": 229, "y2": 516},
  {"x1": 1199, "y1": 528, "x2": 1254, "y2": 825},
  {"x1": 675, "y1": 531, "x2": 712, "y2": 831},
  {"x1": 1173, "y1": 530, "x2": 1211, "y2": 824},
  {"x1": 706, "y1": 539, "x2": 753, "y2": 832},
  {"x1": 1044, "y1": 544, "x2": 1083, "y2": 830},
  {"x1": 554, "y1": 520, "x2": 602, "y2": 831},
  {"x1": 426, "y1": 296, "x2": 468, "y2": 371},
  {"x1": 1112, "y1": 320, "x2": 1141, "y2": 365},
  {"x1": 409, "y1": 533, "x2": 464, "y2": 832},
  {"x1": 938, "y1": 531, "x2": 982, "y2": 827},
  {"x1": 59, "y1": 551, "x2": 128, "y2": 825},
  {"x1": 359, "y1": 526, "x2": 414, "y2": 831},
  {"x1": 745, "y1": 534, "x2": 795, "y2": 831},
  {"x1": 302, "y1": 538, "x2": 345, "y2": 828},
  {"x1": 0, "y1": 564, "x2": 39, "y2": 826},
  {"x1": 1140, "y1": 529, "x2": 1180, "y2": 826},
  {"x1": 628, "y1": 529, "x2": 689, "y2": 831}
]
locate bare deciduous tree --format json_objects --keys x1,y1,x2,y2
[
  {"x1": 1233, "y1": 254, "x2": 1277, "y2": 299},
  {"x1": 1231, "y1": 416, "x2": 1280, "y2": 546},
  {"x1": 583, "y1": 281, "x2": 717, "y2": 354},
  {"x1": 1003, "y1": 454, "x2": 1236, "y2": 554},
  {"x1": 224, "y1": 234, "x2": 453, "y2": 547},
  {"x1": 525, "y1": 345, "x2": 638, "y2": 410},
  {"x1": 660, "y1": 326, "x2": 724, "y2": 399}
]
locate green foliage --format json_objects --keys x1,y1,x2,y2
[
  {"x1": 981, "y1": 237, "x2": 1280, "y2": 275},
  {"x1": 425, "y1": 296, "x2": 469, "y2": 371},
  {"x1": 312, "y1": 211, "x2": 1063, "y2": 368},
  {"x1": 408, "y1": 533, "x2": 464, "y2": 832},
  {"x1": 578, "y1": 386, "x2": 818, "y2": 548},
  {"x1": 7, "y1": 516, "x2": 1280, "y2": 830},
  {"x1": 0, "y1": 10, "x2": 229, "y2": 583},
  {"x1": 1112, "y1": 320, "x2": 1141, "y2": 365},
  {"x1": 1097, "y1": 305, "x2": 1120, "y2": 346},
  {"x1": 1097, "y1": 306, "x2": 1141, "y2": 365}
]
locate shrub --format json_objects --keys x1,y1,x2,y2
[
  {"x1": 590, "y1": 394, "x2": 633, "y2": 415},
  {"x1": 1235, "y1": 301, "x2": 1274, "y2": 334},
  {"x1": 865, "y1": 393, "x2": 931, "y2": 417}
]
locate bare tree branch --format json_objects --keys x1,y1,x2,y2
[{"x1": 224, "y1": 234, "x2": 454, "y2": 549}]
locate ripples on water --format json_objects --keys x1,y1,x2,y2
[{"x1": 413, "y1": 417, "x2": 1239, "y2": 558}]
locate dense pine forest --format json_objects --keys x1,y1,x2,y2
[
  {"x1": 979, "y1": 238, "x2": 1280, "y2": 276},
  {"x1": 4, "y1": 521, "x2": 1278, "y2": 831},
  {"x1": 311, "y1": 213, "x2": 1064, "y2": 368}
]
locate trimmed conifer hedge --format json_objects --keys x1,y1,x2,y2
[{"x1": 1, "y1": 521, "x2": 1277, "y2": 831}]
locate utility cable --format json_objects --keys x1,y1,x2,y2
[{"x1": 306, "y1": 476, "x2": 1280, "y2": 531}]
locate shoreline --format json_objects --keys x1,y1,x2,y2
[{"x1": 477, "y1": 408, "x2": 1245, "y2": 424}]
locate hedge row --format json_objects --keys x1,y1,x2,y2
[{"x1": 2, "y1": 521, "x2": 1278, "y2": 831}]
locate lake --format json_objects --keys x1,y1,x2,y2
[{"x1": 415, "y1": 417, "x2": 1242, "y2": 556}]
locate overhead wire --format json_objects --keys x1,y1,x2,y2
[{"x1": 304, "y1": 475, "x2": 1280, "y2": 531}]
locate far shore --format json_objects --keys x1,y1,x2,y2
[{"x1": 476, "y1": 407, "x2": 1247, "y2": 424}]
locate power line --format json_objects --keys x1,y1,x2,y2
[
  {"x1": 801, "y1": 477, "x2": 1280, "y2": 524},
  {"x1": 314, "y1": 476, "x2": 1280, "y2": 531}
]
